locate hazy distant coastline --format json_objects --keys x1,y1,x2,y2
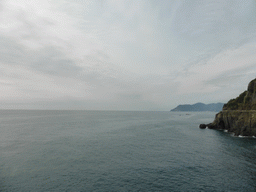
[{"x1": 170, "y1": 102, "x2": 224, "y2": 112}]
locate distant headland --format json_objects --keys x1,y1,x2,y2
[
  {"x1": 171, "y1": 102, "x2": 224, "y2": 112},
  {"x1": 201, "y1": 78, "x2": 256, "y2": 137}
]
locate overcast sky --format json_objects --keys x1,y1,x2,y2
[{"x1": 0, "y1": 0, "x2": 256, "y2": 111}]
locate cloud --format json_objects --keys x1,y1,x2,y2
[
  {"x1": 171, "y1": 0, "x2": 256, "y2": 69},
  {"x1": 31, "y1": 47, "x2": 83, "y2": 76},
  {"x1": 0, "y1": 0, "x2": 256, "y2": 110},
  {"x1": 173, "y1": 0, "x2": 256, "y2": 39},
  {"x1": 175, "y1": 42, "x2": 256, "y2": 97}
]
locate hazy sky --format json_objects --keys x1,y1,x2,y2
[{"x1": 1, "y1": 0, "x2": 256, "y2": 111}]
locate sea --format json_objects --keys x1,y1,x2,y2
[{"x1": 1, "y1": 110, "x2": 256, "y2": 192}]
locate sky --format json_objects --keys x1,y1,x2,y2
[{"x1": 0, "y1": 0, "x2": 256, "y2": 111}]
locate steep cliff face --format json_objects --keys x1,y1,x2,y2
[
  {"x1": 208, "y1": 78, "x2": 256, "y2": 136},
  {"x1": 209, "y1": 111, "x2": 256, "y2": 136}
]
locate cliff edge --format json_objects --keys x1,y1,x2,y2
[{"x1": 206, "y1": 78, "x2": 256, "y2": 136}]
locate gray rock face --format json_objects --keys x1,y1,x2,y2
[
  {"x1": 208, "y1": 111, "x2": 256, "y2": 136},
  {"x1": 208, "y1": 78, "x2": 256, "y2": 136}
]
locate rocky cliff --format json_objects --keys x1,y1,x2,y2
[{"x1": 206, "y1": 78, "x2": 256, "y2": 136}]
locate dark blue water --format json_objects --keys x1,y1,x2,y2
[{"x1": 1, "y1": 110, "x2": 256, "y2": 191}]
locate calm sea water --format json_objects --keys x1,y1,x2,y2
[{"x1": 1, "y1": 110, "x2": 256, "y2": 192}]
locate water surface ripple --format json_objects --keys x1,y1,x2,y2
[{"x1": 1, "y1": 110, "x2": 256, "y2": 191}]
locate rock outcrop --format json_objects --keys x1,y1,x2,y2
[{"x1": 206, "y1": 78, "x2": 256, "y2": 136}]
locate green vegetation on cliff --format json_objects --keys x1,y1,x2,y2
[
  {"x1": 223, "y1": 78, "x2": 256, "y2": 110},
  {"x1": 207, "y1": 78, "x2": 256, "y2": 136},
  {"x1": 223, "y1": 91, "x2": 247, "y2": 110}
]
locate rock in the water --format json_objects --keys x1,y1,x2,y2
[{"x1": 199, "y1": 124, "x2": 206, "y2": 129}]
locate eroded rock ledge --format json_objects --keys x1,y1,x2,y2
[{"x1": 204, "y1": 78, "x2": 256, "y2": 137}]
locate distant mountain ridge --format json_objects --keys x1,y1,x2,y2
[{"x1": 171, "y1": 102, "x2": 224, "y2": 112}]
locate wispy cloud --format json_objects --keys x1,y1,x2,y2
[{"x1": 0, "y1": 0, "x2": 256, "y2": 110}]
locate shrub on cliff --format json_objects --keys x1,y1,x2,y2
[
  {"x1": 223, "y1": 91, "x2": 247, "y2": 110},
  {"x1": 222, "y1": 78, "x2": 256, "y2": 110}
]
